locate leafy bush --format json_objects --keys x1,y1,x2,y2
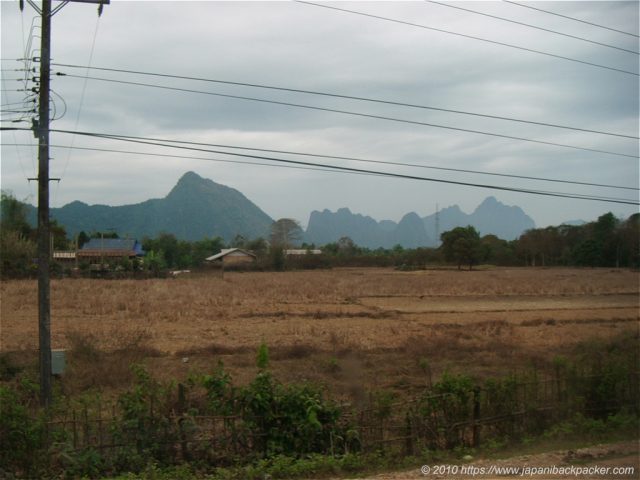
[
  {"x1": 0, "y1": 379, "x2": 48, "y2": 476},
  {"x1": 239, "y1": 371, "x2": 342, "y2": 457},
  {"x1": 110, "y1": 365, "x2": 179, "y2": 471}
]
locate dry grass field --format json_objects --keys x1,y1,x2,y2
[{"x1": 1, "y1": 267, "x2": 638, "y2": 402}]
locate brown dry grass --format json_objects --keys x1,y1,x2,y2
[{"x1": 1, "y1": 267, "x2": 638, "y2": 400}]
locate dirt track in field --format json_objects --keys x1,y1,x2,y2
[{"x1": 1, "y1": 267, "x2": 638, "y2": 397}]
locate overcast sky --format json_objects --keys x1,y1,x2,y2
[{"x1": 1, "y1": 1, "x2": 638, "y2": 230}]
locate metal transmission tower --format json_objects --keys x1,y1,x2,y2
[{"x1": 20, "y1": 0, "x2": 109, "y2": 408}]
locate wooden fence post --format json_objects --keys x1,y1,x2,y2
[
  {"x1": 472, "y1": 387, "x2": 481, "y2": 448},
  {"x1": 98, "y1": 405, "x2": 104, "y2": 454},
  {"x1": 83, "y1": 407, "x2": 89, "y2": 449},
  {"x1": 177, "y1": 383, "x2": 190, "y2": 461},
  {"x1": 72, "y1": 409, "x2": 77, "y2": 450},
  {"x1": 404, "y1": 413, "x2": 414, "y2": 456}
]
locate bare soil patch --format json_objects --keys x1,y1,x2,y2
[{"x1": 351, "y1": 440, "x2": 639, "y2": 479}]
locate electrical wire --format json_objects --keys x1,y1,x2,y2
[
  {"x1": 3, "y1": 126, "x2": 634, "y2": 205},
  {"x1": 50, "y1": 89, "x2": 67, "y2": 120},
  {"x1": 63, "y1": 131, "x2": 640, "y2": 205},
  {"x1": 503, "y1": 0, "x2": 640, "y2": 38},
  {"x1": 55, "y1": 73, "x2": 639, "y2": 160},
  {"x1": 5, "y1": 141, "x2": 636, "y2": 192},
  {"x1": 3, "y1": 142, "x2": 391, "y2": 179},
  {"x1": 51, "y1": 62, "x2": 639, "y2": 140},
  {"x1": 1, "y1": 100, "x2": 36, "y2": 108},
  {"x1": 0, "y1": 74, "x2": 30, "y2": 179},
  {"x1": 427, "y1": 1, "x2": 639, "y2": 55},
  {"x1": 0, "y1": 109, "x2": 36, "y2": 114},
  {"x1": 295, "y1": 1, "x2": 639, "y2": 77},
  {"x1": 57, "y1": 14, "x2": 101, "y2": 192}
]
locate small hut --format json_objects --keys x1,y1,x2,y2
[{"x1": 205, "y1": 248, "x2": 256, "y2": 266}]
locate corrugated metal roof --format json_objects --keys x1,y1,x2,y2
[
  {"x1": 82, "y1": 238, "x2": 136, "y2": 251},
  {"x1": 80, "y1": 238, "x2": 144, "y2": 256},
  {"x1": 77, "y1": 250, "x2": 138, "y2": 257},
  {"x1": 205, "y1": 248, "x2": 256, "y2": 261}
]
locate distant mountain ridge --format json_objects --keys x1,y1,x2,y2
[
  {"x1": 305, "y1": 196, "x2": 535, "y2": 248},
  {"x1": 423, "y1": 196, "x2": 536, "y2": 242},
  {"x1": 305, "y1": 209, "x2": 433, "y2": 249},
  {"x1": 46, "y1": 172, "x2": 274, "y2": 242},
  {"x1": 36, "y1": 172, "x2": 536, "y2": 247}
]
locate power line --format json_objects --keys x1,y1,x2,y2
[
  {"x1": 503, "y1": 1, "x2": 640, "y2": 39},
  {"x1": 55, "y1": 73, "x2": 639, "y2": 160},
  {"x1": 427, "y1": 1, "x2": 639, "y2": 55},
  {"x1": 62, "y1": 131, "x2": 640, "y2": 205},
  {"x1": 1, "y1": 99, "x2": 37, "y2": 107},
  {"x1": 4, "y1": 142, "x2": 392, "y2": 179},
  {"x1": 1, "y1": 62, "x2": 30, "y2": 181},
  {"x1": 4, "y1": 126, "x2": 634, "y2": 205},
  {"x1": 55, "y1": 13, "x2": 101, "y2": 206},
  {"x1": 5, "y1": 140, "x2": 636, "y2": 192},
  {"x1": 295, "y1": 1, "x2": 639, "y2": 77},
  {"x1": 51, "y1": 62, "x2": 639, "y2": 140}
]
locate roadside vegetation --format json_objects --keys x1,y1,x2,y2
[{"x1": 1, "y1": 332, "x2": 637, "y2": 479}]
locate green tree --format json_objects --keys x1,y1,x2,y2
[
  {"x1": 593, "y1": 212, "x2": 619, "y2": 266},
  {"x1": 618, "y1": 213, "x2": 640, "y2": 267},
  {"x1": 270, "y1": 218, "x2": 303, "y2": 249},
  {"x1": 143, "y1": 233, "x2": 184, "y2": 268},
  {"x1": 77, "y1": 231, "x2": 91, "y2": 249},
  {"x1": 440, "y1": 226, "x2": 481, "y2": 270},
  {"x1": 232, "y1": 234, "x2": 247, "y2": 248},
  {"x1": 246, "y1": 237, "x2": 268, "y2": 257},
  {"x1": 144, "y1": 250, "x2": 167, "y2": 275},
  {"x1": 0, "y1": 192, "x2": 36, "y2": 277},
  {"x1": 192, "y1": 236, "x2": 226, "y2": 266},
  {"x1": 480, "y1": 234, "x2": 515, "y2": 265},
  {"x1": 337, "y1": 236, "x2": 356, "y2": 255},
  {"x1": 270, "y1": 246, "x2": 286, "y2": 271},
  {"x1": 0, "y1": 191, "x2": 32, "y2": 237},
  {"x1": 50, "y1": 219, "x2": 69, "y2": 250},
  {"x1": 0, "y1": 231, "x2": 36, "y2": 277}
]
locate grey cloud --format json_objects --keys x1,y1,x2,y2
[{"x1": 2, "y1": 1, "x2": 638, "y2": 229}]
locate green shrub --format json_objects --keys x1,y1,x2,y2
[
  {"x1": 240, "y1": 371, "x2": 343, "y2": 457},
  {"x1": 0, "y1": 380, "x2": 48, "y2": 476}
]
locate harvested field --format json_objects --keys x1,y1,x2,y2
[{"x1": 1, "y1": 267, "x2": 638, "y2": 400}]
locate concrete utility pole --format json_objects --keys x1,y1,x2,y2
[{"x1": 23, "y1": 0, "x2": 109, "y2": 408}]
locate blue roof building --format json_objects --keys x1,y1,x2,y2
[{"x1": 78, "y1": 238, "x2": 145, "y2": 260}]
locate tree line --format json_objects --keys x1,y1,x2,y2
[{"x1": 1, "y1": 191, "x2": 638, "y2": 277}]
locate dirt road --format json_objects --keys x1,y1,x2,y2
[{"x1": 352, "y1": 441, "x2": 639, "y2": 479}]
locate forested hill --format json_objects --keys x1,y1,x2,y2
[
  {"x1": 21, "y1": 171, "x2": 535, "y2": 247},
  {"x1": 40, "y1": 172, "x2": 274, "y2": 242}
]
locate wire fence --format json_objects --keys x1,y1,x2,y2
[{"x1": 43, "y1": 368, "x2": 639, "y2": 464}]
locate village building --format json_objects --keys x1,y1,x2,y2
[
  {"x1": 52, "y1": 251, "x2": 77, "y2": 267},
  {"x1": 76, "y1": 238, "x2": 145, "y2": 265},
  {"x1": 284, "y1": 249, "x2": 322, "y2": 256},
  {"x1": 205, "y1": 248, "x2": 256, "y2": 265}
]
